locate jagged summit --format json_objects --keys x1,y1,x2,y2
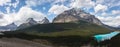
[
  {"x1": 17, "y1": 17, "x2": 49, "y2": 29},
  {"x1": 53, "y1": 8, "x2": 103, "y2": 26},
  {"x1": 40, "y1": 17, "x2": 49, "y2": 24},
  {"x1": 0, "y1": 23, "x2": 17, "y2": 31},
  {"x1": 26, "y1": 18, "x2": 38, "y2": 25}
]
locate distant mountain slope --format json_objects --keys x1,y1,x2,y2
[
  {"x1": 17, "y1": 17, "x2": 49, "y2": 29},
  {"x1": 1, "y1": 20, "x2": 118, "y2": 47},
  {"x1": 17, "y1": 18, "x2": 37, "y2": 29},
  {"x1": 53, "y1": 8, "x2": 103, "y2": 26},
  {"x1": 16, "y1": 20, "x2": 110, "y2": 37},
  {"x1": 53, "y1": 8, "x2": 115, "y2": 30},
  {"x1": 0, "y1": 23, "x2": 17, "y2": 31},
  {"x1": 39, "y1": 17, "x2": 49, "y2": 24}
]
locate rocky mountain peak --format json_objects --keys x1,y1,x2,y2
[
  {"x1": 53, "y1": 8, "x2": 103, "y2": 26},
  {"x1": 40, "y1": 17, "x2": 49, "y2": 24},
  {"x1": 6, "y1": 23, "x2": 17, "y2": 27},
  {"x1": 26, "y1": 18, "x2": 37, "y2": 25},
  {"x1": 0, "y1": 23, "x2": 17, "y2": 31},
  {"x1": 17, "y1": 17, "x2": 49, "y2": 29}
]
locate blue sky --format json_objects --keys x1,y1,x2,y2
[{"x1": 0, "y1": 0, "x2": 120, "y2": 27}]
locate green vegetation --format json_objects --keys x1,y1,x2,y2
[
  {"x1": 13, "y1": 20, "x2": 110, "y2": 37},
  {"x1": 1, "y1": 20, "x2": 112, "y2": 47}
]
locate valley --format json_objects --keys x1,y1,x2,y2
[{"x1": 0, "y1": 8, "x2": 119, "y2": 47}]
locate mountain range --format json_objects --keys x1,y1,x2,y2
[
  {"x1": 0, "y1": 17, "x2": 49, "y2": 31},
  {"x1": 0, "y1": 23, "x2": 17, "y2": 31},
  {"x1": 53, "y1": 8, "x2": 103, "y2": 26},
  {"x1": 14, "y1": 8, "x2": 112, "y2": 37},
  {"x1": 0, "y1": 8, "x2": 120, "y2": 47},
  {"x1": 0, "y1": 8, "x2": 119, "y2": 31},
  {"x1": 53, "y1": 8, "x2": 117, "y2": 30},
  {"x1": 17, "y1": 17, "x2": 49, "y2": 30}
]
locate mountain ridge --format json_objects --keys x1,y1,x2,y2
[
  {"x1": 52, "y1": 8, "x2": 115, "y2": 30},
  {"x1": 17, "y1": 17, "x2": 49, "y2": 30},
  {"x1": 0, "y1": 23, "x2": 17, "y2": 31}
]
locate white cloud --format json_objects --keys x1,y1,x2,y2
[
  {"x1": 1, "y1": 0, "x2": 19, "y2": 14},
  {"x1": 70, "y1": 0, "x2": 95, "y2": 8},
  {"x1": 112, "y1": 10, "x2": 120, "y2": 15},
  {"x1": 101, "y1": 12, "x2": 108, "y2": 16},
  {"x1": 48, "y1": 5, "x2": 69, "y2": 15},
  {"x1": 94, "y1": 4, "x2": 108, "y2": 13},
  {"x1": 100, "y1": 12, "x2": 112, "y2": 16},
  {"x1": 26, "y1": 0, "x2": 54, "y2": 7},
  {"x1": 95, "y1": 0, "x2": 104, "y2": 4},
  {"x1": 10, "y1": 0, "x2": 19, "y2": 8},
  {"x1": 111, "y1": 1, "x2": 120, "y2": 8},
  {"x1": 52, "y1": 0, "x2": 67, "y2": 5},
  {"x1": 26, "y1": 0, "x2": 38, "y2": 7},
  {"x1": 0, "y1": 0, "x2": 119, "y2": 27},
  {"x1": 96, "y1": 10, "x2": 120, "y2": 27},
  {"x1": 6, "y1": 7, "x2": 10, "y2": 14},
  {"x1": 14, "y1": 6, "x2": 45, "y2": 26},
  {"x1": 97, "y1": 16, "x2": 120, "y2": 27},
  {"x1": 0, "y1": 0, "x2": 47, "y2": 26},
  {"x1": 95, "y1": 0, "x2": 120, "y2": 9},
  {"x1": 0, "y1": 6, "x2": 45, "y2": 26},
  {"x1": 53, "y1": 0, "x2": 66, "y2": 3},
  {"x1": 0, "y1": 0, "x2": 11, "y2": 6},
  {"x1": 0, "y1": 14, "x2": 15, "y2": 26}
]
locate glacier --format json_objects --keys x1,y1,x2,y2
[{"x1": 94, "y1": 31, "x2": 120, "y2": 42}]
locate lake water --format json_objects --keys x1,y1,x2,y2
[{"x1": 94, "y1": 31, "x2": 120, "y2": 42}]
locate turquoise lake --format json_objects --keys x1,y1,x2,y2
[{"x1": 94, "y1": 31, "x2": 120, "y2": 42}]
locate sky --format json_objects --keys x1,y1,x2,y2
[{"x1": 0, "y1": 0, "x2": 120, "y2": 27}]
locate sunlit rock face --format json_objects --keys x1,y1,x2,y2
[
  {"x1": 53, "y1": 8, "x2": 103, "y2": 26},
  {"x1": 94, "y1": 31, "x2": 120, "y2": 42}
]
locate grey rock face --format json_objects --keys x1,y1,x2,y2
[
  {"x1": 39, "y1": 17, "x2": 49, "y2": 24},
  {"x1": 17, "y1": 18, "x2": 37, "y2": 29},
  {"x1": 26, "y1": 18, "x2": 38, "y2": 25},
  {"x1": 53, "y1": 8, "x2": 103, "y2": 25},
  {"x1": 0, "y1": 23, "x2": 17, "y2": 31},
  {"x1": 18, "y1": 17, "x2": 49, "y2": 29}
]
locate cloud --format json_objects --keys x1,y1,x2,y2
[
  {"x1": 53, "y1": 0, "x2": 66, "y2": 3},
  {"x1": 14, "y1": 6, "x2": 45, "y2": 26},
  {"x1": 70, "y1": 0, "x2": 95, "y2": 8},
  {"x1": 0, "y1": 0, "x2": 11, "y2": 6},
  {"x1": 26, "y1": 0, "x2": 54, "y2": 7},
  {"x1": 97, "y1": 16, "x2": 120, "y2": 27},
  {"x1": 48, "y1": 5, "x2": 69, "y2": 15},
  {"x1": 112, "y1": 10, "x2": 120, "y2": 15},
  {"x1": 6, "y1": 7, "x2": 10, "y2": 14},
  {"x1": 26, "y1": 0, "x2": 39, "y2": 7},
  {"x1": 52, "y1": 0, "x2": 67, "y2": 5},
  {"x1": 0, "y1": 14, "x2": 4, "y2": 18},
  {"x1": 0, "y1": 14, "x2": 15, "y2": 26},
  {"x1": 0, "y1": 6, "x2": 45, "y2": 26},
  {"x1": 101, "y1": 12, "x2": 108, "y2": 16},
  {"x1": 93, "y1": 0, "x2": 120, "y2": 27},
  {"x1": 0, "y1": 0, "x2": 19, "y2": 8},
  {"x1": 10, "y1": 0, "x2": 19, "y2": 8},
  {"x1": 94, "y1": 4, "x2": 108, "y2": 13},
  {"x1": 95, "y1": 0, "x2": 104, "y2": 4},
  {"x1": 1, "y1": 0, "x2": 19, "y2": 14},
  {"x1": 96, "y1": 10, "x2": 120, "y2": 27},
  {"x1": 95, "y1": 0, "x2": 120, "y2": 8},
  {"x1": 0, "y1": 0, "x2": 119, "y2": 27},
  {"x1": 0, "y1": 0, "x2": 47, "y2": 26}
]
